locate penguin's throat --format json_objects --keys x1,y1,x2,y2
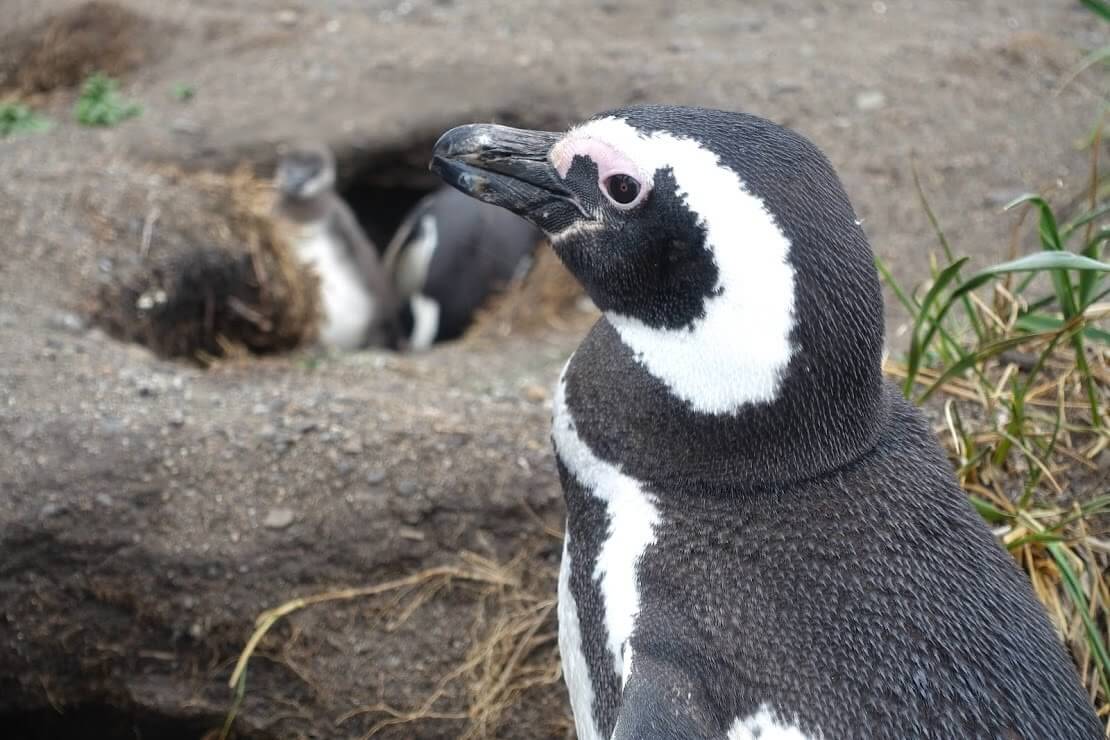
[
  {"x1": 604, "y1": 291, "x2": 796, "y2": 416},
  {"x1": 561, "y1": 318, "x2": 885, "y2": 487}
]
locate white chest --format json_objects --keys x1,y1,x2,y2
[
  {"x1": 394, "y1": 213, "x2": 438, "y2": 297},
  {"x1": 727, "y1": 707, "x2": 819, "y2": 739},
  {"x1": 552, "y1": 365, "x2": 660, "y2": 739},
  {"x1": 557, "y1": 537, "x2": 602, "y2": 740},
  {"x1": 293, "y1": 225, "x2": 376, "y2": 350}
]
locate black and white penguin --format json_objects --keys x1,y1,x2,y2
[
  {"x1": 381, "y1": 185, "x2": 542, "y2": 349},
  {"x1": 430, "y1": 106, "x2": 1103, "y2": 739},
  {"x1": 273, "y1": 142, "x2": 401, "y2": 350}
]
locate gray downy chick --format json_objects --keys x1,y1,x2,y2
[{"x1": 273, "y1": 142, "x2": 401, "y2": 350}]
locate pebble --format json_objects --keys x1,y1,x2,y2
[
  {"x1": 263, "y1": 507, "x2": 296, "y2": 529},
  {"x1": 170, "y1": 117, "x2": 201, "y2": 135},
  {"x1": 395, "y1": 479, "x2": 419, "y2": 496},
  {"x1": 365, "y1": 469, "x2": 387, "y2": 485},
  {"x1": 523, "y1": 384, "x2": 547, "y2": 403},
  {"x1": 47, "y1": 311, "x2": 86, "y2": 334},
  {"x1": 855, "y1": 90, "x2": 886, "y2": 111},
  {"x1": 40, "y1": 503, "x2": 66, "y2": 518},
  {"x1": 348, "y1": 490, "x2": 377, "y2": 505},
  {"x1": 398, "y1": 527, "x2": 425, "y2": 541}
]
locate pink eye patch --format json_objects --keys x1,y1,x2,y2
[{"x1": 551, "y1": 135, "x2": 650, "y2": 184}]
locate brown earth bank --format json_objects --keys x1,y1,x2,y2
[{"x1": 0, "y1": 1, "x2": 1106, "y2": 738}]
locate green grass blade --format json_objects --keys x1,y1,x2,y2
[
  {"x1": 1061, "y1": 203, "x2": 1110, "y2": 242},
  {"x1": 905, "y1": 257, "x2": 971, "y2": 394},
  {"x1": 950, "y1": 252, "x2": 1110, "y2": 293},
  {"x1": 1003, "y1": 197, "x2": 1083, "y2": 319},
  {"x1": 969, "y1": 495, "x2": 1013, "y2": 523},
  {"x1": 917, "y1": 333, "x2": 1040, "y2": 403},
  {"x1": 1014, "y1": 313, "x2": 1110, "y2": 344},
  {"x1": 877, "y1": 256, "x2": 976, "y2": 377},
  {"x1": 1069, "y1": 333, "x2": 1102, "y2": 426},
  {"x1": 1078, "y1": 229, "x2": 1109, "y2": 306},
  {"x1": 875, "y1": 256, "x2": 917, "y2": 317},
  {"x1": 1051, "y1": 496, "x2": 1110, "y2": 531},
  {"x1": 1046, "y1": 542, "x2": 1110, "y2": 695},
  {"x1": 1005, "y1": 532, "x2": 1066, "y2": 549},
  {"x1": 1005, "y1": 194, "x2": 1064, "y2": 250},
  {"x1": 914, "y1": 166, "x2": 985, "y2": 341}
]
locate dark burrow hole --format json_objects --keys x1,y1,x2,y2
[
  {"x1": 1, "y1": 703, "x2": 268, "y2": 740},
  {"x1": 336, "y1": 140, "x2": 443, "y2": 255}
]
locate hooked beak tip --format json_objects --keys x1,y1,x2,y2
[{"x1": 429, "y1": 124, "x2": 488, "y2": 168}]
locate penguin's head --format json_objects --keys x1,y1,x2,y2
[
  {"x1": 275, "y1": 142, "x2": 336, "y2": 201},
  {"x1": 431, "y1": 105, "x2": 883, "y2": 415}
]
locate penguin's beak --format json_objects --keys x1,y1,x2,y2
[{"x1": 430, "y1": 124, "x2": 584, "y2": 229}]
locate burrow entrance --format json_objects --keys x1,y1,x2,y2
[
  {"x1": 332, "y1": 139, "x2": 591, "y2": 342},
  {"x1": 335, "y1": 139, "x2": 443, "y2": 254},
  {"x1": 90, "y1": 131, "x2": 588, "y2": 364}
]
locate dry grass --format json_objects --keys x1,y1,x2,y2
[
  {"x1": 881, "y1": 133, "x2": 1109, "y2": 726},
  {"x1": 0, "y1": 1, "x2": 159, "y2": 96},
  {"x1": 466, "y1": 243, "x2": 597, "y2": 342},
  {"x1": 223, "y1": 551, "x2": 563, "y2": 740},
  {"x1": 90, "y1": 165, "x2": 319, "y2": 364}
]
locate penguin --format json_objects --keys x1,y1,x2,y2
[
  {"x1": 381, "y1": 185, "x2": 542, "y2": 349},
  {"x1": 430, "y1": 106, "x2": 1103, "y2": 739},
  {"x1": 273, "y1": 142, "x2": 401, "y2": 350}
]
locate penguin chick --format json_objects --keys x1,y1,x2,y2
[
  {"x1": 430, "y1": 107, "x2": 1103, "y2": 740},
  {"x1": 273, "y1": 142, "x2": 400, "y2": 350},
  {"x1": 382, "y1": 185, "x2": 542, "y2": 349}
]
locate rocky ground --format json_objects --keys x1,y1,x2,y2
[{"x1": 0, "y1": 1, "x2": 1106, "y2": 738}]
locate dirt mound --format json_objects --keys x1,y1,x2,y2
[
  {"x1": 0, "y1": 1, "x2": 159, "y2": 95},
  {"x1": 468, "y1": 244, "x2": 596, "y2": 341},
  {"x1": 90, "y1": 168, "x2": 318, "y2": 363}
]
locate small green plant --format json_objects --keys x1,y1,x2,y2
[
  {"x1": 0, "y1": 102, "x2": 52, "y2": 137},
  {"x1": 74, "y1": 73, "x2": 142, "y2": 127},
  {"x1": 171, "y1": 82, "x2": 195, "y2": 102}
]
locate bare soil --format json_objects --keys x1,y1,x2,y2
[{"x1": 0, "y1": 1, "x2": 1105, "y2": 738}]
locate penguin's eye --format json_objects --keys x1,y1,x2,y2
[{"x1": 603, "y1": 174, "x2": 642, "y2": 206}]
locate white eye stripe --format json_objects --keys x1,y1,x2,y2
[{"x1": 557, "y1": 116, "x2": 797, "y2": 414}]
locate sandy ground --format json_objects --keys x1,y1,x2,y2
[{"x1": 0, "y1": 1, "x2": 1105, "y2": 737}]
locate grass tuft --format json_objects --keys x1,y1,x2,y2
[
  {"x1": 0, "y1": 102, "x2": 52, "y2": 137},
  {"x1": 74, "y1": 72, "x2": 141, "y2": 127},
  {"x1": 171, "y1": 82, "x2": 195, "y2": 102},
  {"x1": 881, "y1": 122, "x2": 1109, "y2": 724}
]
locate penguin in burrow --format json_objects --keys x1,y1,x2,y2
[
  {"x1": 273, "y1": 141, "x2": 403, "y2": 350},
  {"x1": 381, "y1": 184, "x2": 543, "y2": 349}
]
